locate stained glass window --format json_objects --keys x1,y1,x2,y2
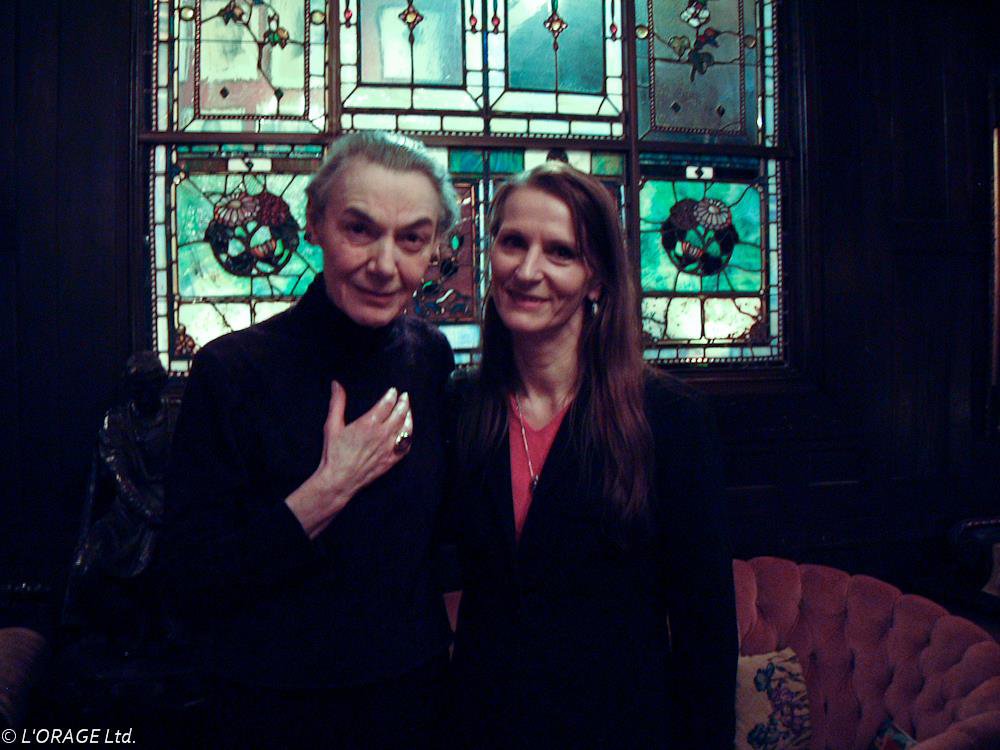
[
  {"x1": 638, "y1": 155, "x2": 781, "y2": 363},
  {"x1": 153, "y1": 1, "x2": 331, "y2": 133},
  {"x1": 635, "y1": 0, "x2": 776, "y2": 146},
  {"x1": 150, "y1": 144, "x2": 324, "y2": 372},
  {"x1": 338, "y1": 0, "x2": 625, "y2": 137},
  {"x1": 408, "y1": 178, "x2": 485, "y2": 363},
  {"x1": 633, "y1": 0, "x2": 782, "y2": 365},
  {"x1": 145, "y1": 0, "x2": 788, "y2": 370}
]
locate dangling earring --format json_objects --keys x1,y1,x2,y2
[{"x1": 590, "y1": 299, "x2": 600, "y2": 317}]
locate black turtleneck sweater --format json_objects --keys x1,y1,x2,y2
[{"x1": 160, "y1": 276, "x2": 455, "y2": 688}]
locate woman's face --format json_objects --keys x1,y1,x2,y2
[
  {"x1": 307, "y1": 158, "x2": 441, "y2": 328},
  {"x1": 490, "y1": 187, "x2": 600, "y2": 344}
]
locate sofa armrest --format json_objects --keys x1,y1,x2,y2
[
  {"x1": 0, "y1": 628, "x2": 47, "y2": 729},
  {"x1": 914, "y1": 711, "x2": 1000, "y2": 750}
]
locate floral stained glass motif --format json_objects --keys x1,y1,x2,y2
[
  {"x1": 635, "y1": 0, "x2": 776, "y2": 146},
  {"x1": 409, "y1": 183, "x2": 481, "y2": 313},
  {"x1": 408, "y1": 181, "x2": 484, "y2": 363},
  {"x1": 152, "y1": 1, "x2": 330, "y2": 133},
  {"x1": 339, "y1": 0, "x2": 624, "y2": 138},
  {"x1": 150, "y1": 144, "x2": 324, "y2": 372},
  {"x1": 639, "y1": 160, "x2": 781, "y2": 363}
]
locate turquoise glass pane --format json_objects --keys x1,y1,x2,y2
[
  {"x1": 449, "y1": 149, "x2": 485, "y2": 175},
  {"x1": 359, "y1": 0, "x2": 464, "y2": 85},
  {"x1": 635, "y1": 0, "x2": 770, "y2": 145},
  {"x1": 638, "y1": 168, "x2": 778, "y2": 363},
  {"x1": 507, "y1": 0, "x2": 605, "y2": 94},
  {"x1": 155, "y1": 0, "x2": 329, "y2": 133},
  {"x1": 489, "y1": 149, "x2": 525, "y2": 174},
  {"x1": 591, "y1": 152, "x2": 624, "y2": 176},
  {"x1": 640, "y1": 178, "x2": 762, "y2": 292},
  {"x1": 639, "y1": 151, "x2": 757, "y2": 171}
]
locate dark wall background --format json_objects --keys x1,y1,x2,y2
[
  {"x1": 5, "y1": 2, "x2": 136, "y2": 592},
  {"x1": 3, "y1": 2, "x2": 999, "y2": 603}
]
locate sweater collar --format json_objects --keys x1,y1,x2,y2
[{"x1": 292, "y1": 274, "x2": 401, "y2": 350}]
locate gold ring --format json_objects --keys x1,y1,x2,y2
[{"x1": 394, "y1": 430, "x2": 412, "y2": 454}]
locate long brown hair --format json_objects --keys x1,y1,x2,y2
[{"x1": 463, "y1": 162, "x2": 654, "y2": 521}]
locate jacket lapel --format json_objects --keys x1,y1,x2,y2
[
  {"x1": 482, "y1": 425, "x2": 518, "y2": 571},
  {"x1": 515, "y1": 411, "x2": 581, "y2": 562}
]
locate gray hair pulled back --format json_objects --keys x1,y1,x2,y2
[{"x1": 306, "y1": 131, "x2": 459, "y2": 236}]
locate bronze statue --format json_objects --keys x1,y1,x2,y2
[{"x1": 65, "y1": 352, "x2": 177, "y2": 650}]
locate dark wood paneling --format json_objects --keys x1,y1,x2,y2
[
  {"x1": 716, "y1": 0, "x2": 999, "y2": 587},
  {"x1": 0, "y1": 0, "x2": 20, "y2": 585},
  {"x1": 8, "y1": 0, "x2": 63, "y2": 583},
  {"x1": 889, "y1": 8, "x2": 949, "y2": 222},
  {"x1": 6, "y1": 0, "x2": 134, "y2": 584}
]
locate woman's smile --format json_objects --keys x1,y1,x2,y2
[
  {"x1": 489, "y1": 186, "x2": 598, "y2": 342},
  {"x1": 503, "y1": 288, "x2": 548, "y2": 308}
]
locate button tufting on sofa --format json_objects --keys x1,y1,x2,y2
[{"x1": 735, "y1": 557, "x2": 1000, "y2": 749}]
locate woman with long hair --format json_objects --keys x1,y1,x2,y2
[{"x1": 449, "y1": 162, "x2": 737, "y2": 748}]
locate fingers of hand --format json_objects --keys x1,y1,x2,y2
[
  {"x1": 321, "y1": 382, "x2": 348, "y2": 467},
  {"x1": 391, "y1": 400, "x2": 414, "y2": 455},
  {"x1": 386, "y1": 391, "x2": 409, "y2": 431},
  {"x1": 367, "y1": 387, "x2": 399, "y2": 425},
  {"x1": 324, "y1": 381, "x2": 347, "y2": 437}
]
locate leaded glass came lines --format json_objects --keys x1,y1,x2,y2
[
  {"x1": 147, "y1": 0, "x2": 787, "y2": 368},
  {"x1": 635, "y1": 0, "x2": 775, "y2": 145},
  {"x1": 153, "y1": 1, "x2": 330, "y2": 133},
  {"x1": 151, "y1": 144, "x2": 324, "y2": 372},
  {"x1": 638, "y1": 162, "x2": 782, "y2": 363},
  {"x1": 339, "y1": 0, "x2": 625, "y2": 137}
]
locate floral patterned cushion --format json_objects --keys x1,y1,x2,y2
[
  {"x1": 868, "y1": 719, "x2": 917, "y2": 750},
  {"x1": 735, "y1": 648, "x2": 811, "y2": 750}
]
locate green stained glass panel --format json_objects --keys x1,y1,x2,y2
[
  {"x1": 153, "y1": 146, "x2": 323, "y2": 368},
  {"x1": 640, "y1": 177, "x2": 762, "y2": 293},
  {"x1": 153, "y1": 0, "x2": 330, "y2": 133},
  {"x1": 449, "y1": 149, "x2": 485, "y2": 175},
  {"x1": 176, "y1": 301, "x2": 252, "y2": 349},
  {"x1": 635, "y1": 0, "x2": 774, "y2": 145},
  {"x1": 639, "y1": 167, "x2": 779, "y2": 363},
  {"x1": 175, "y1": 170, "x2": 320, "y2": 298},
  {"x1": 341, "y1": 0, "x2": 624, "y2": 135},
  {"x1": 448, "y1": 148, "x2": 525, "y2": 176},
  {"x1": 437, "y1": 324, "x2": 482, "y2": 355},
  {"x1": 507, "y1": 0, "x2": 604, "y2": 94},
  {"x1": 342, "y1": 0, "x2": 480, "y2": 125},
  {"x1": 591, "y1": 152, "x2": 624, "y2": 176},
  {"x1": 489, "y1": 150, "x2": 525, "y2": 174}
]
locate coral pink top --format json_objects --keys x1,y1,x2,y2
[{"x1": 508, "y1": 395, "x2": 571, "y2": 541}]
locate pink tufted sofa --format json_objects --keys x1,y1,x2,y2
[{"x1": 736, "y1": 556, "x2": 1000, "y2": 750}]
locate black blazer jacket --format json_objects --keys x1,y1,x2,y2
[{"x1": 448, "y1": 374, "x2": 737, "y2": 749}]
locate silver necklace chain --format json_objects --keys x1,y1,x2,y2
[{"x1": 513, "y1": 393, "x2": 541, "y2": 495}]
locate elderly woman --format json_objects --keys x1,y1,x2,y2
[
  {"x1": 161, "y1": 131, "x2": 458, "y2": 748},
  {"x1": 448, "y1": 163, "x2": 737, "y2": 748}
]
